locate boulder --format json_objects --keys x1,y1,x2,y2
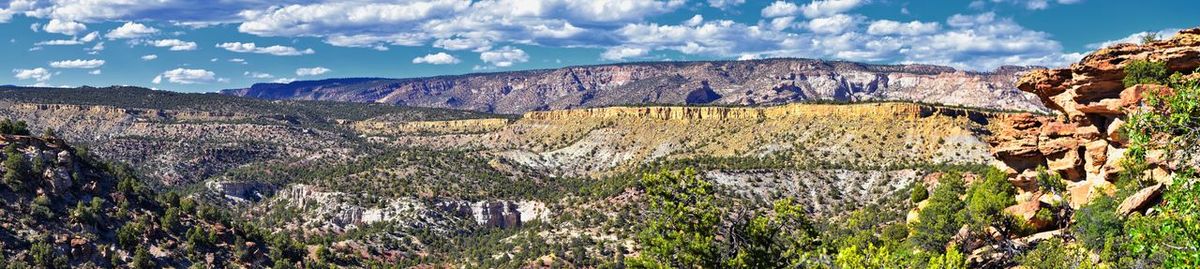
[
  {"x1": 1106, "y1": 117, "x2": 1127, "y2": 145},
  {"x1": 1118, "y1": 184, "x2": 1164, "y2": 216},
  {"x1": 1004, "y1": 194, "x2": 1051, "y2": 232},
  {"x1": 1067, "y1": 180, "x2": 1094, "y2": 208}
]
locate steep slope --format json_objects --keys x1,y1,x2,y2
[
  {"x1": 0, "y1": 133, "x2": 312, "y2": 268},
  {"x1": 221, "y1": 59, "x2": 1048, "y2": 114},
  {"x1": 0, "y1": 86, "x2": 506, "y2": 187}
]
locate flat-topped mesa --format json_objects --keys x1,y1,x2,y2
[
  {"x1": 354, "y1": 118, "x2": 511, "y2": 135},
  {"x1": 8, "y1": 103, "x2": 250, "y2": 122},
  {"x1": 997, "y1": 27, "x2": 1200, "y2": 208},
  {"x1": 522, "y1": 102, "x2": 1002, "y2": 123}
]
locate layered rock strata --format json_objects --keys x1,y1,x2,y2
[{"x1": 991, "y1": 28, "x2": 1200, "y2": 207}]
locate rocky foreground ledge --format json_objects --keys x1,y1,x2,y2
[{"x1": 991, "y1": 28, "x2": 1200, "y2": 211}]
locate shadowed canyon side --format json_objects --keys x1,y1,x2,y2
[{"x1": 220, "y1": 59, "x2": 1049, "y2": 114}]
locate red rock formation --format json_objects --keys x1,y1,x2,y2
[{"x1": 993, "y1": 27, "x2": 1200, "y2": 207}]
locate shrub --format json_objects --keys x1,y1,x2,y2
[
  {"x1": 1018, "y1": 238, "x2": 1085, "y2": 269},
  {"x1": 964, "y1": 169, "x2": 1017, "y2": 233},
  {"x1": 0, "y1": 119, "x2": 31, "y2": 135},
  {"x1": 626, "y1": 168, "x2": 721, "y2": 268},
  {"x1": 3, "y1": 144, "x2": 31, "y2": 191},
  {"x1": 910, "y1": 183, "x2": 929, "y2": 203},
  {"x1": 1072, "y1": 195, "x2": 1124, "y2": 251},
  {"x1": 1122, "y1": 60, "x2": 1169, "y2": 87},
  {"x1": 909, "y1": 173, "x2": 967, "y2": 253}
]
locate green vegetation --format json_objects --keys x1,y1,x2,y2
[
  {"x1": 909, "y1": 172, "x2": 966, "y2": 253},
  {"x1": 1122, "y1": 60, "x2": 1170, "y2": 87},
  {"x1": 628, "y1": 169, "x2": 820, "y2": 268},
  {"x1": 910, "y1": 183, "x2": 929, "y2": 203},
  {"x1": 2, "y1": 144, "x2": 31, "y2": 191},
  {"x1": 0, "y1": 119, "x2": 30, "y2": 135},
  {"x1": 1117, "y1": 67, "x2": 1200, "y2": 267}
]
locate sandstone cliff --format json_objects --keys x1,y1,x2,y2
[
  {"x1": 379, "y1": 102, "x2": 1010, "y2": 177},
  {"x1": 222, "y1": 59, "x2": 1048, "y2": 114},
  {"x1": 990, "y1": 28, "x2": 1200, "y2": 207}
]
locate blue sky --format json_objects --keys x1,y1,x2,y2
[{"x1": 1, "y1": 0, "x2": 1197, "y2": 92}]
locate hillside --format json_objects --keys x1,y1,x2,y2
[
  {"x1": 220, "y1": 59, "x2": 1049, "y2": 114},
  {"x1": 0, "y1": 86, "x2": 507, "y2": 187},
  {"x1": 0, "y1": 133, "x2": 316, "y2": 268}
]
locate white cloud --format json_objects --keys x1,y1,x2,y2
[
  {"x1": 49, "y1": 59, "x2": 105, "y2": 69},
  {"x1": 87, "y1": 42, "x2": 104, "y2": 54},
  {"x1": 762, "y1": 1, "x2": 799, "y2": 18},
  {"x1": 229, "y1": 58, "x2": 247, "y2": 64},
  {"x1": 153, "y1": 68, "x2": 219, "y2": 84},
  {"x1": 980, "y1": 0, "x2": 1084, "y2": 10},
  {"x1": 480, "y1": 46, "x2": 528, "y2": 67},
  {"x1": 141, "y1": 54, "x2": 158, "y2": 61},
  {"x1": 707, "y1": 0, "x2": 745, "y2": 9},
  {"x1": 800, "y1": 0, "x2": 867, "y2": 18},
  {"x1": 1, "y1": 0, "x2": 36, "y2": 23},
  {"x1": 216, "y1": 42, "x2": 314, "y2": 56},
  {"x1": 13, "y1": 68, "x2": 52, "y2": 82},
  {"x1": 244, "y1": 71, "x2": 273, "y2": 79},
  {"x1": 149, "y1": 39, "x2": 198, "y2": 51},
  {"x1": 44, "y1": 19, "x2": 87, "y2": 35},
  {"x1": 601, "y1": 46, "x2": 648, "y2": 61},
  {"x1": 433, "y1": 38, "x2": 492, "y2": 51},
  {"x1": 867, "y1": 20, "x2": 940, "y2": 36},
  {"x1": 807, "y1": 14, "x2": 859, "y2": 34},
  {"x1": 272, "y1": 78, "x2": 296, "y2": 83},
  {"x1": 1087, "y1": 28, "x2": 1181, "y2": 49},
  {"x1": 683, "y1": 15, "x2": 704, "y2": 27},
  {"x1": 106, "y1": 22, "x2": 159, "y2": 39},
  {"x1": 412, "y1": 52, "x2": 461, "y2": 65},
  {"x1": 237, "y1": 1, "x2": 470, "y2": 37},
  {"x1": 296, "y1": 67, "x2": 331, "y2": 76},
  {"x1": 88, "y1": 69, "x2": 102, "y2": 75}
]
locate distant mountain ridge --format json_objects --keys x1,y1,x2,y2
[{"x1": 220, "y1": 58, "x2": 1050, "y2": 114}]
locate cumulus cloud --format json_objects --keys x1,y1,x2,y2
[
  {"x1": 141, "y1": 54, "x2": 158, "y2": 61},
  {"x1": 412, "y1": 52, "x2": 461, "y2": 64},
  {"x1": 216, "y1": 42, "x2": 314, "y2": 56},
  {"x1": 35, "y1": 32, "x2": 98, "y2": 46},
  {"x1": 13, "y1": 67, "x2": 52, "y2": 82},
  {"x1": 106, "y1": 22, "x2": 158, "y2": 39},
  {"x1": 0, "y1": 0, "x2": 37, "y2": 23},
  {"x1": 433, "y1": 38, "x2": 492, "y2": 51},
  {"x1": 867, "y1": 20, "x2": 940, "y2": 36},
  {"x1": 43, "y1": 19, "x2": 87, "y2": 35},
  {"x1": 152, "y1": 68, "x2": 220, "y2": 84},
  {"x1": 88, "y1": 69, "x2": 102, "y2": 75},
  {"x1": 296, "y1": 67, "x2": 331, "y2": 76},
  {"x1": 800, "y1": 0, "x2": 868, "y2": 18},
  {"x1": 480, "y1": 46, "x2": 528, "y2": 67},
  {"x1": 761, "y1": 1, "x2": 800, "y2": 18},
  {"x1": 601, "y1": 46, "x2": 648, "y2": 61},
  {"x1": 707, "y1": 0, "x2": 745, "y2": 9},
  {"x1": 149, "y1": 39, "x2": 198, "y2": 51},
  {"x1": 49, "y1": 59, "x2": 105, "y2": 69},
  {"x1": 807, "y1": 14, "x2": 859, "y2": 34}
]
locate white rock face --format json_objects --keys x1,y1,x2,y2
[{"x1": 259, "y1": 184, "x2": 551, "y2": 232}]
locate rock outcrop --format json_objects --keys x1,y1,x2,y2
[
  {"x1": 222, "y1": 59, "x2": 1050, "y2": 114},
  {"x1": 991, "y1": 28, "x2": 1200, "y2": 207}
]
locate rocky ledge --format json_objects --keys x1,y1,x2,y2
[{"x1": 990, "y1": 28, "x2": 1200, "y2": 208}]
